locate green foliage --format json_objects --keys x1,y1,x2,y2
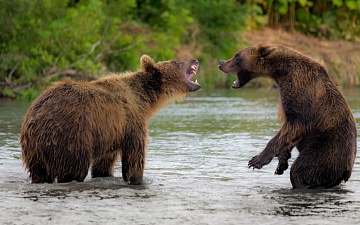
[
  {"x1": 0, "y1": 0, "x2": 249, "y2": 100},
  {"x1": 292, "y1": 0, "x2": 360, "y2": 40},
  {"x1": 183, "y1": 0, "x2": 248, "y2": 88},
  {"x1": 2, "y1": 87, "x2": 16, "y2": 99},
  {"x1": 17, "y1": 87, "x2": 40, "y2": 102},
  {"x1": 0, "y1": 0, "x2": 138, "y2": 100},
  {"x1": 246, "y1": 0, "x2": 360, "y2": 40},
  {"x1": 0, "y1": 0, "x2": 359, "y2": 101},
  {"x1": 185, "y1": 0, "x2": 245, "y2": 56}
]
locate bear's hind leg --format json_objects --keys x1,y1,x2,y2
[
  {"x1": 121, "y1": 152, "x2": 145, "y2": 185},
  {"x1": 120, "y1": 130, "x2": 147, "y2": 185},
  {"x1": 57, "y1": 172, "x2": 88, "y2": 183},
  {"x1": 290, "y1": 153, "x2": 344, "y2": 189},
  {"x1": 91, "y1": 152, "x2": 120, "y2": 178},
  {"x1": 57, "y1": 166, "x2": 89, "y2": 183},
  {"x1": 56, "y1": 155, "x2": 90, "y2": 183},
  {"x1": 25, "y1": 156, "x2": 54, "y2": 183}
]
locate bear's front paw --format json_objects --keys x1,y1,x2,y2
[
  {"x1": 275, "y1": 157, "x2": 289, "y2": 175},
  {"x1": 248, "y1": 154, "x2": 272, "y2": 170}
]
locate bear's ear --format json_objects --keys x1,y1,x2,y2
[
  {"x1": 140, "y1": 55, "x2": 156, "y2": 73},
  {"x1": 258, "y1": 45, "x2": 276, "y2": 59}
]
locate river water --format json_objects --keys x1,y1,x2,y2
[{"x1": 0, "y1": 88, "x2": 359, "y2": 225}]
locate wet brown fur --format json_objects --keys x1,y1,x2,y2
[
  {"x1": 219, "y1": 43, "x2": 357, "y2": 189},
  {"x1": 20, "y1": 55, "x2": 201, "y2": 185}
]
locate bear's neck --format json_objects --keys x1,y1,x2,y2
[
  {"x1": 94, "y1": 72, "x2": 186, "y2": 119},
  {"x1": 270, "y1": 57, "x2": 328, "y2": 89},
  {"x1": 124, "y1": 71, "x2": 185, "y2": 118}
]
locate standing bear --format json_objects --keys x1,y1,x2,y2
[
  {"x1": 218, "y1": 43, "x2": 357, "y2": 189},
  {"x1": 20, "y1": 55, "x2": 201, "y2": 185}
]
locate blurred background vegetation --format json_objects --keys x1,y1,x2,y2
[{"x1": 0, "y1": 0, "x2": 359, "y2": 101}]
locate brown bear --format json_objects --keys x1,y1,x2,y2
[
  {"x1": 20, "y1": 55, "x2": 201, "y2": 185},
  {"x1": 218, "y1": 43, "x2": 357, "y2": 189}
]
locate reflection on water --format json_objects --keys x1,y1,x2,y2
[
  {"x1": 0, "y1": 89, "x2": 359, "y2": 225},
  {"x1": 268, "y1": 188, "x2": 355, "y2": 217}
]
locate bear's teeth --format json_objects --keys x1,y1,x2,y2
[{"x1": 195, "y1": 79, "x2": 198, "y2": 84}]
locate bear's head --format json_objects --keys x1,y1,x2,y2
[
  {"x1": 140, "y1": 55, "x2": 201, "y2": 93},
  {"x1": 218, "y1": 43, "x2": 284, "y2": 89}
]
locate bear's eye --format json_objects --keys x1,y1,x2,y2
[{"x1": 171, "y1": 61, "x2": 177, "y2": 65}]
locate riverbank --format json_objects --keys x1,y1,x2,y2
[
  {"x1": 242, "y1": 28, "x2": 360, "y2": 87},
  {"x1": 1, "y1": 28, "x2": 359, "y2": 101}
]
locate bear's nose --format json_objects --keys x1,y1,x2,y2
[{"x1": 219, "y1": 60, "x2": 225, "y2": 67}]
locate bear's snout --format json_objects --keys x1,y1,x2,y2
[{"x1": 218, "y1": 60, "x2": 225, "y2": 68}]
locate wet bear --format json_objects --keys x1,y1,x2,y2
[
  {"x1": 20, "y1": 55, "x2": 201, "y2": 185},
  {"x1": 219, "y1": 43, "x2": 357, "y2": 189}
]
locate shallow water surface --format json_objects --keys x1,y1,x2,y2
[{"x1": 0, "y1": 89, "x2": 359, "y2": 225}]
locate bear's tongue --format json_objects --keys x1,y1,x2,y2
[
  {"x1": 186, "y1": 65, "x2": 197, "y2": 79},
  {"x1": 186, "y1": 64, "x2": 199, "y2": 84},
  {"x1": 231, "y1": 79, "x2": 241, "y2": 89}
]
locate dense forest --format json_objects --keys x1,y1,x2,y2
[{"x1": 1, "y1": 0, "x2": 359, "y2": 101}]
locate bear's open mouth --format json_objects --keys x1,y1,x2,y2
[
  {"x1": 185, "y1": 61, "x2": 199, "y2": 84},
  {"x1": 183, "y1": 59, "x2": 201, "y2": 92},
  {"x1": 232, "y1": 79, "x2": 241, "y2": 89}
]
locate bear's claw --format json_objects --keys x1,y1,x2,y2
[
  {"x1": 248, "y1": 154, "x2": 273, "y2": 170},
  {"x1": 248, "y1": 155, "x2": 264, "y2": 169},
  {"x1": 274, "y1": 155, "x2": 290, "y2": 175}
]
